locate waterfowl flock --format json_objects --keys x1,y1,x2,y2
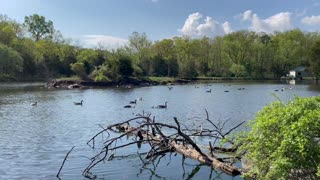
[{"x1": 29, "y1": 84, "x2": 293, "y2": 111}]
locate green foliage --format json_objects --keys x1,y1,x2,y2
[
  {"x1": 0, "y1": 43, "x2": 23, "y2": 76},
  {"x1": 128, "y1": 32, "x2": 152, "y2": 75},
  {"x1": 70, "y1": 62, "x2": 87, "y2": 80},
  {"x1": 229, "y1": 63, "x2": 247, "y2": 77},
  {"x1": 0, "y1": 24, "x2": 16, "y2": 45},
  {"x1": 118, "y1": 57, "x2": 134, "y2": 78},
  {"x1": 24, "y1": 14, "x2": 54, "y2": 41},
  {"x1": 239, "y1": 96, "x2": 320, "y2": 179},
  {"x1": 0, "y1": 14, "x2": 320, "y2": 81},
  {"x1": 309, "y1": 40, "x2": 320, "y2": 79},
  {"x1": 91, "y1": 65, "x2": 114, "y2": 82}
]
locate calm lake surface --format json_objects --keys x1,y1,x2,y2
[{"x1": 1, "y1": 80, "x2": 320, "y2": 179}]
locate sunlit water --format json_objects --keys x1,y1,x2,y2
[{"x1": 0, "y1": 80, "x2": 319, "y2": 179}]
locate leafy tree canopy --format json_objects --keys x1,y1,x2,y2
[{"x1": 24, "y1": 14, "x2": 54, "y2": 41}]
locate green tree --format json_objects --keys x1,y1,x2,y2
[
  {"x1": 35, "y1": 40, "x2": 61, "y2": 77},
  {"x1": 128, "y1": 32, "x2": 152, "y2": 75},
  {"x1": 0, "y1": 24, "x2": 16, "y2": 45},
  {"x1": 209, "y1": 36, "x2": 228, "y2": 76},
  {"x1": 58, "y1": 44, "x2": 77, "y2": 76},
  {"x1": 152, "y1": 39, "x2": 177, "y2": 76},
  {"x1": 174, "y1": 37, "x2": 198, "y2": 78},
  {"x1": 11, "y1": 38, "x2": 37, "y2": 78},
  {"x1": 70, "y1": 62, "x2": 87, "y2": 79},
  {"x1": 239, "y1": 97, "x2": 320, "y2": 179},
  {"x1": 118, "y1": 57, "x2": 133, "y2": 78},
  {"x1": 270, "y1": 29, "x2": 307, "y2": 78},
  {"x1": 76, "y1": 49, "x2": 99, "y2": 74},
  {"x1": 24, "y1": 14, "x2": 54, "y2": 41},
  {"x1": 309, "y1": 40, "x2": 320, "y2": 79},
  {"x1": 251, "y1": 33, "x2": 272, "y2": 78},
  {"x1": 0, "y1": 43, "x2": 23, "y2": 78},
  {"x1": 229, "y1": 63, "x2": 247, "y2": 77},
  {"x1": 223, "y1": 31, "x2": 257, "y2": 76}
]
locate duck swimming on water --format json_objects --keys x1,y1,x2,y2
[
  {"x1": 157, "y1": 101, "x2": 167, "y2": 109},
  {"x1": 73, "y1": 100, "x2": 83, "y2": 105},
  {"x1": 124, "y1": 105, "x2": 134, "y2": 108}
]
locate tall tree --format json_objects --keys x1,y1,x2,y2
[
  {"x1": 24, "y1": 14, "x2": 54, "y2": 41},
  {"x1": 270, "y1": 29, "x2": 306, "y2": 78},
  {"x1": 128, "y1": 32, "x2": 152, "y2": 75},
  {"x1": 152, "y1": 39, "x2": 177, "y2": 76},
  {"x1": 0, "y1": 44, "x2": 23, "y2": 77},
  {"x1": 309, "y1": 39, "x2": 320, "y2": 79}
]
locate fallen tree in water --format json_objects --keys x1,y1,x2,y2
[
  {"x1": 82, "y1": 111, "x2": 245, "y2": 178},
  {"x1": 58, "y1": 97, "x2": 320, "y2": 179}
]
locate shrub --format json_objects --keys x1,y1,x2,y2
[{"x1": 240, "y1": 96, "x2": 320, "y2": 179}]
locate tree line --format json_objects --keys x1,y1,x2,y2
[{"x1": 1, "y1": 14, "x2": 320, "y2": 81}]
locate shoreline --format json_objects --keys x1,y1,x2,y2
[
  {"x1": 45, "y1": 77, "x2": 192, "y2": 89},
  {"x1": 44, "y1": 77, "x2": 298, "y2": 89}
]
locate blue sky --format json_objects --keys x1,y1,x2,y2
[{"x1": 1, "y1": 0, "x2": 320, "y2": 48}]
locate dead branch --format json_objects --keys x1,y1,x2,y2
[
  {"x1": 81, "y1": 113, "x2": 244, "y2": 178},
  {"x1": 56, "y1": 146, "x2": 75, "y2": 178}
]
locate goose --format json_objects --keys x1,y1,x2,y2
[
  {"x1": 73, "y1": 100, "x2": 83, "y2": 105},
  {"x1": 31, "y1": 101, "x2": 37, "y2": 106},
  {"x1": 124, "y1": 105, "x2": 134, "y2": 108},
  {"x1": 168, "y1": 86, "x2": 173, "y2": 90},
  {"x1": 224, "y1": 90, "x2": 229, "y2": 92},
  {"x1": 129, "y1": 99, "x2": 137, "y2": 104},
  {"x1": 206, "y1": 89, "x2": 211, "y2": 93},
  {"x1": 157, "y1": 101, "x2": 167, "y2": 109}
]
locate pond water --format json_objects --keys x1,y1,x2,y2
[{"x1": 0, "y1": 80, "x2": 319, "y2": 179}]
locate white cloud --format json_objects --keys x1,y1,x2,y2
[
  {"x1": 241, "y1": 10, "x2": 253, "y2": 21},
  {"x1": 81, "y1": 35, "x2": 128, "y2": 49},
  {"x1": 301, "y1": 15, "x2": 320, "y2": 25},
  {"x1": 222, "y1": 22, "x2": 232, "y2": 34},
  {"x1": 179, "y1": 12, "x2": 232, "y2": 37},
  {"x1": 241, "y1": 10, "x2": 294, "y2": 33}
]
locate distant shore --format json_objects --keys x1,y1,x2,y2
[{"x1": 45, "y1": 76, "x2": 289, "y2": 89}]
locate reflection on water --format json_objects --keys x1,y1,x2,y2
[{"x1": 0, "y1": 81, "x2": 319, "y2": 179}]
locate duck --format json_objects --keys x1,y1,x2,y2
[
  {"x1": 73, "y1": 100, "x2": 83, "y2": 105},
  {"x1": 31, "y1": 101, "x2": 37, "y2": 106},
  {"x1": 129, "y1": 99, "x2": 137, "y2": 104},
  {"x1": 124, "y1": 105, "x2": 134, "y2": 108},
  {"x1": 157, "y1": 101, "x2": 167, "y2": 109},
  {"x1": 206, "y1": 89, "x2": 211, "y2": 93}
]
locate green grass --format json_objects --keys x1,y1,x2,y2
[
  {"x1": 56, "y1": 76, "x2": 82, "y2": 81},
  {"x1": 145, "y1": 76, "x2": 176, "y2": 83}
]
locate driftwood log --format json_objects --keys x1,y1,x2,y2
[{"x1": 82, "y1": 112, "x2": 245, "y2": 178}]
